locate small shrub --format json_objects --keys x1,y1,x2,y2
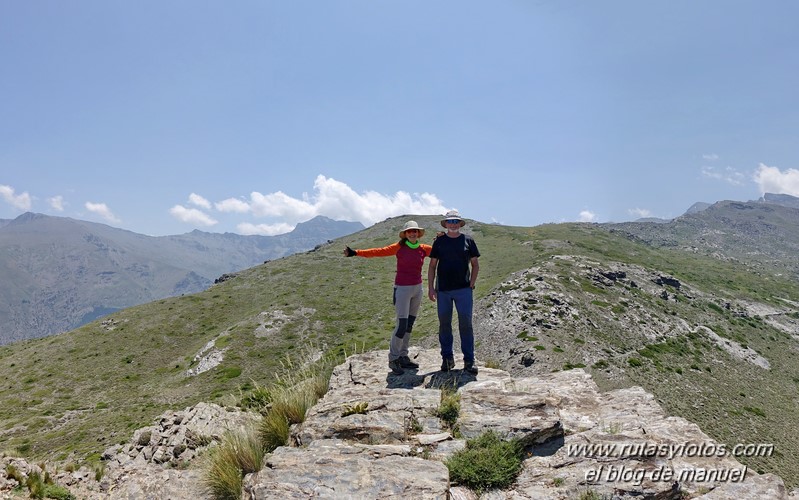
[
  {"x1": 259, "y1": 410, "x2": 290, "y2": 452},
  {"x1": 484, "y1": 359, "x2": 501, "y2": 369},
  {"x1": 342, "y1": 402, "x2": 369, "y2": 416},
  {"x1": 19, "y1": 467, "x2": 75, "y2": 500},
  {"x1": 220, "y1": 366, "x2": 242, "y2": 379},
  {"x1": 239, "y1": 382, "x2": 272, "y2": 412},
  {"x1": 627, "y1": 357, "x2": 643, "y2": 368},
  {"x1": 136, "y1": 431, "x2": 152, "y2": 446},
  {"x1": 93, "y1": 462, "x2": 105, "y2": 482},
  {"x1": 26, "y1": 471, "x2": 45, "y2": 498},
  {"x1": 405, "y1": 415, "x2": 423, "y2": 435},
  {"x1": 5, "y1": 463, "x2": 24, "y2": 484},
  {"x1": 592, "y1": 360, "x2": 609, "y2": 370},
  {"x1": 42, "y1": 484, "x2": 76, "y2": 500},
  {"x1": 436, "y1": 388, "x2": 460, "y2": 429},
  {"x1": 204, "y1": 426, "x2": 263, "y2": 500},
  {"x1": 744, "y1": 406, "x2": 766, "y2": 417},
  {"x1": 446, "y1": 431, "x2": 523, "y2": 492}
]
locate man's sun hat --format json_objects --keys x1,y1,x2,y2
[
  {"x1": 399, "y1": 220, "x2": 426, "y2": 239},
  {"x1": 440, "y1": 210, "x2": 466, "y2": 228}
]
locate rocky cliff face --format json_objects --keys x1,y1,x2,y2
[{"x1": 2, "y1": 349, "x2": 794, "y2": 499}]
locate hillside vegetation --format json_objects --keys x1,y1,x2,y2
[
  {"x1": 1, "y1": 210, "x2": 798, "y2": 487},
  {"x1": 0, "y1": 213, "x2": 362, "y2": 344}
]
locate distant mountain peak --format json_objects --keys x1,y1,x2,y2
[
  {"x1": 10, "y1": 212, "x2": 50, "y2": 224},
  {"x1": 760, "y1": 192, "x2": 799, "y2": 209},
  {"x1": 684, "y1": 202, "x2": 712, "y2": 215}
]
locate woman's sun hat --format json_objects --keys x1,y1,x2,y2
[
  {"x1": 440, "y1": 210, "x2": 466, "y2": 228},
  {"x1": 399, "y1": 220, "x2": 426, "y2": 239}
]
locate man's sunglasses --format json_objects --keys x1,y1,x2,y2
[{"x1": 445, "y1": 219, "x2": 461, "y2": 224}]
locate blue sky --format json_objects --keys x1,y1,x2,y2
[{"x1": 2, "y1": 0, "x2": 798, "y2": 236}]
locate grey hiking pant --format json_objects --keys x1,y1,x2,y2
[{"x1": 389, "y1": 284, "x2": 423, "y2": 361}]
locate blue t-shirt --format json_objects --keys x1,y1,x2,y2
[{"x1": 430, "y1": 233, "x2": 480, "y2": 291}]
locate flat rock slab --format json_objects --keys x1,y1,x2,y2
[
  {"x1": 243, "y1": 438, "x2": 449, "y2": 499},
  {"x1": 457, "y1": 388, "x2": 562, "y2": 445}
]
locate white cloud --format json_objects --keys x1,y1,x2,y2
[
  {"x1": 306, "y1": 175, "x2": 448, "y2": 225},
  {"x1": 169, "y1": 205, "x2": 218, "y2": 227},
  {"x1": 702, "y1": 153, "x2": 719, "y2": 161},
  {"x1": 203, "y1": 175, "x2": 448, "y2": 227},
  {"x1": 578, "y1": 210, "x2": 596, "y2": 222},
  {"x1": 173, "y1": 175, "x2": 448, "y2": 232},
  {"x1": 48, "y1": 195, "x2": 65, "y2": 211},
  {"x1": 0, "y1": 184, "x2": 32, "y2": 211},
  {"x1": 628, "y1": 208, "x2": 652, "y2": 218},
  {"x1": 753, "y1": 163, "x2": 799, "y2": 196},
  {"x1": 237, "y1": 221, "x2": 295, "y2": 236},
  {"x1": 701, "y1": 166, "x2": 745, "y2": 186},
  {"x1": 215, "y1": 197, "x2": 250, "y2": 213},
  {"x1": 249, "y1": 190, "x2": 317, "y2": 220},
  {"x1": 85, "y1": 202, "x2": 121, "y2": 223},
  {"x1": 188, "y1": 193, "x2": 212, "y2": 209}
]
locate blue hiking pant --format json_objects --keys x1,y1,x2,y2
[{"x1": 436, "y1": 287, "x2": 474, "y2": 362}]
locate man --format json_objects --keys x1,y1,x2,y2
[{"x1": 427, "y1": 210, "x2": 481, "y2": 374}]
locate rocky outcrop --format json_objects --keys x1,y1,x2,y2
[
  {"x1": 1, "y1": 402, "x2": 258, "y2": 500},
  {"x1": 244, "y1": 349, "x2": 792, "y2": 499},
  {"x1": 3, "y1": 350, "x2": 795, "y2": 499}
]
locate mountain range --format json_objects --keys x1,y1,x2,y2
[
  {"x1": 1, "y1": 193, "x2": 799, "y2": 492},
  {"x1": 0, "y1": 213, "x2": 363, "y2": 344}
]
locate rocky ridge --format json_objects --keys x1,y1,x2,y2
[
  {"x1": 3, "y1": 349, "x2": 795, "y2": 499},
  {"x1": 470, "y1": 254, "x2": 791, "y2": 378}
]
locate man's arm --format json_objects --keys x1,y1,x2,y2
[
  {"x1": 427, "y1": 257, "x2": 438, "y2": 301},
  {"x1": 469, "y1": 257, "x2": 479, "y2": 289}
]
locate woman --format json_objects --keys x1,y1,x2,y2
[{"x1": 344, "y1": 220, "x2": 432, "y2": 375}]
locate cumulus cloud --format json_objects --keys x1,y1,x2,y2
[
  {"x1": 48, "y1": 195, "x2": 65, "y2": 211},
  {"x1": 188, "y1": 193, "x2": 212, "y2": 209},
  {"x1": 0, "y1": 184, "x2": 32, "y2": 211},
  {"x1": 169, "y1": 205, "x2": 218, "y2": 227},
  {"x1": 177, "y1": 175, "x2": 448, "y2": 232},
  {"x1": 701, "y1": 165, "x2": 745, "y2": 186},
  {"x1": 237, "y1": 221, "x2": 295, "y2": 236},
  {"x1": 753, "y1": 163, "x2": 799, "y2": 196},
  {"x1": 85, "y1": 202, "x2": 121, "y2": 223},
  {"x1": 215, "y1": 197, "x2": 250, "y2": 213},
  {"x1": 628, "y1": 208, "x2": 652, "y2": 218},
  {"x1": 250, "y1": 190, "x2": 317, "y2": 220},
  {"x1": 578, "y1": 210, "x2": 596, "y2": 222},
  {"x1": 239, "y1": 175, "x2": 448, "y2": 225},
  {"x1": 702, "y1": 153, "x2": 719, "y2": 161}
]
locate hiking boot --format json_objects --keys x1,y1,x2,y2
[
  {"x1": 388, "y1": 359, "x2": 404, "y2": 375},
  {"x1": 464, "y1": 361, "x2": 478, "y2": 375},
  {"x1": 440, "y1": 357, "x2": 455, "y2": 372},
  {"x1": 398, "y1": 355, "x2": 419, "y2": 369}
]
